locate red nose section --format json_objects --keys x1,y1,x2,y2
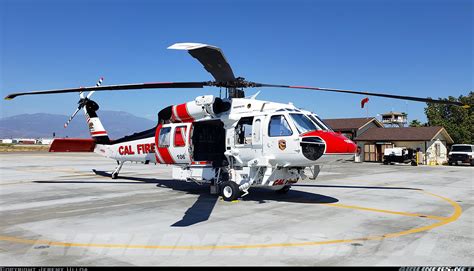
[{"x1": 301, "y1": 130, "x2": 357, "y2": 154}]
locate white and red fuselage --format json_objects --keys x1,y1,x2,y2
[{"x1": 80, "y1": 95, "x2": 357, "y2": 189}]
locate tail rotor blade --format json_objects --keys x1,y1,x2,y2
[
  {"x1": 86, "y1": 77, "x2": 104, "y2": 99},
  {"x1": 64, "y1": 107, "x2": 81, "y2": 128},
  {"x1": 86, "y1": 91, "x2": 95, "y2": 99},
  {"x1": 96, "y1": 77, "x2": 104, "y2": 87}
]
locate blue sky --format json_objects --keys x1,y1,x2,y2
[{"x1": 1, "y1": 0, "x2": 472, "y2": 123}]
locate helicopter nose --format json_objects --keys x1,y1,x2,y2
[
  {"x1": 301, "y1": 130, "x2": 357, "y2": 155},
  {"x1": 300, "y1": 136, "x2": 326, "y2": 161}
]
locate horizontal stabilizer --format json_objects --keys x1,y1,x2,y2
[{"x1": 49, "y1": 138, "x2": 96, "y2": 152}]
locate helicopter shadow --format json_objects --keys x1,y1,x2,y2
[
  {"x1": 35, "y1": 170, "x2": 339, "y2": 227},
  {"x1": 292, "y1": 184, "x2": 422, "y2": 191}
]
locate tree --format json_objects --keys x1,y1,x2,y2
[
  {"x1": 409, "y1": 119, "x2": 424, "y2": 127},
  {"x1": 424, "y1": 92, "x2": 473, "y2": 144}
]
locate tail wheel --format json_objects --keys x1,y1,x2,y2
[{"x1": 221, "y1": 181, "x2": 240, "y2": 201}]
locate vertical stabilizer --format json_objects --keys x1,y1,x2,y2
[{"x1": 83, "y1": 99, "x2": 111, "y2": 144}]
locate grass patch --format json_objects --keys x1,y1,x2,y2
[{"x1": 0, "y1": 144, "x2": 49, "y2": 152}]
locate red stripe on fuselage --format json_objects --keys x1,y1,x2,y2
[
  {"x1": 154, "y1": 124, "x2": 175, "y2": 164},
  {"x1": 158, "y1": 147, "x2": 175, "y2": 164},
  {"x1": 154, "y1": 152, "x2": 163, "y2": 164},
  {"x1": 171, "y1": 105, "x2": 180, "y2": 122},
  {"x1": 191, "y1": 161, "x2": 212, "y2": 165},
  {"x1": 91, "y1": 131, "x2": 107, "y2": 136},
  {"x1": 176, "y1": 103, "x2": 194, "y2": 122}
]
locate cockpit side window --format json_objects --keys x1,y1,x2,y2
[{"x1": 268, "y1": 115, "x2": 293, "y2": 137}]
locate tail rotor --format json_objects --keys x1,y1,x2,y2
[{"x1": 63, "y1": 77, "x2": 104, "y2": 128}]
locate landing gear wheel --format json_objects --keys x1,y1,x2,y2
[
  {"x1": 221, "y1": 181, "x2": 240, "y2": 201},
  {"x1": 111, "y1": 172, "x2": 118, "y2": 179},
  {"x1": 276, "y1": 185, "x2": 291, "y2": 194}
]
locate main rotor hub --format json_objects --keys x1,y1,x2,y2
[
  {"x1": 208, "y1": 78, "x2": 260, "y2": 98},
  {"x1": 208, "y1": 77, "x2": 259, "y2": 88}
]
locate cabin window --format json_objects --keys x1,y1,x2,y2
[
  {"x1": 158, "y1": 127, "x2": 171, "y2": 147},
  {"x1": 268, "y1": 115, "x2": 293, "y2": 137},
  {"x1": 235, "y1": 117, "x2": 254, "y2": 145},
  {"x1": 253, "y1": 119, "x2": 261, "y2": 143},
  {"x1": 174, "y1": 126, "x2": 187, "y2": 147}
]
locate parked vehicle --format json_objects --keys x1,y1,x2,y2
[
  {"x1": 448, "y1": 144, "x2": 474, "y2": 166},
  {"x1": 383, "y1": 147, "x2": 417, "y2": 166}
]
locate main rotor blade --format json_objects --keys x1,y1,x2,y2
[
  {"x1": 255, "y1": 83, "x2": 468, "y2": 107},
  {"x1": 169, "y1": 43, "x2": 236, "y2": 82},
  {"x1": 4, "y1": 82, "x2": 208, "y2": 100}
]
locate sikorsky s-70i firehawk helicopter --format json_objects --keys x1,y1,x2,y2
[{"x1": 5, "y1": 43, "x2": 468, "y2": 201}]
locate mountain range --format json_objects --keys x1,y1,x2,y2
[{"x1": 0, "y1": 111, "x2": 156, "y2": 139}]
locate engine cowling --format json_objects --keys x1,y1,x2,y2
[{"x1": 158, "y1": 95, "x2": 231, "y2": 123}]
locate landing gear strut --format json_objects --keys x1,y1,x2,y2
[{"x1": 111, "y1": 161, "x2": 125, "y2": 179}]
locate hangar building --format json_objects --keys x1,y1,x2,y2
[{"x1": 324, "y1": 118, "x2": 454, "y2": 165}]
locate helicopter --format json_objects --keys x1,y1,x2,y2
[{"x1": 4, "y1": 42, "x2": 468, "y2": 201}]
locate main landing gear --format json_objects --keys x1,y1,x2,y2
[
  {"x1": 220, "y1": 181, "x2": 241, "y2": 201},
  {"x1": 211, "y1": 169, "x2": 240, "y2": 202},
  {"x1": 219, "y1": 182, "x2": 291, "y2": 201}
]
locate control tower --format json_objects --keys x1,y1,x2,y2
[{"x1": 381, "y1": 111, "x2": 407, "y2": 127}]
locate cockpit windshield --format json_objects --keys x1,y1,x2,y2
[
  {"x1": 289, "y1": 114, "x2": 320, "y2": 133},
  {"x1": 308, "y1": 114, "x2": 332, "y2": 131}
]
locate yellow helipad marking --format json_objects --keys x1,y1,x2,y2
[
  {"x1": 0, "y1": 190, "x2": 462, "y2": 250},
  {"x1": 323, "y1": 203, "x2": 447, "y2": 220}
]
